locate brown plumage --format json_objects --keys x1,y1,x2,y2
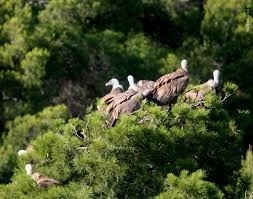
[
  {"x1": 101, "y1": 87, "x2": 124, "y2": 105},
  {"x1": 184, "y1": 81, "x2": 213, "y2": 103},
  {"x1": 107, "y1": 89, "x2": 152, "y2": 127},
  {"x1": 137, "y1": 80, "x2": 155, "y2": 93},
  {"x1": 184, "y1": 70, "x2": 220, "y2": 104},
  {"x1": 25, "y1": 164, "x2": 60, "y2": 188},
  {"x1": 151, "y1": 59, "x2": 189, "y2": 105},
  {"x1": 106, "y1": 75, "x2": 152, "y2": 127},
  {"x1": 32, "y1": 172, "x2": 60, "y2": 188}
]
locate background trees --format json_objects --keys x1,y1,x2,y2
[{"x1": 0, "y1": 0, "x2": 252, "y2": 198}]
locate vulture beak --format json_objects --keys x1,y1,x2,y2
[{"x1": 105, "y1": 81, "x2": 111, "y2": 87}]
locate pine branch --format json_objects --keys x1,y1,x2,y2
[{"x1": 71, "y1": 124, "x2": 85, "y2": 140}]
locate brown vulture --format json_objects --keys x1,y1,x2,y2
[
  {"x1": 97, "y1": 78, "x2": 124, "y2": 110},
  {"x1": 106, "y1": 75, "x2": 152, "y2": 127},
  {"x1": 25, "y1": 164, "x2": 60, "y2": 188},
  {"x1": 151, "y1": 59, "x2": 189, "y2": 106},
  {"x1": 184, "y1": 69, "x2": 220, "y2": 104}
]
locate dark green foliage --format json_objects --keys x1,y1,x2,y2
[
  {"x1": 155, "y1": 170, "x2": 224, "y2": 199},
  {"x1": 0, "y1": 0, "x2": 253, "y2": 198},
  {"x1": 0, "y1": 95, "x2": 244, "y2": 198},
  {"x1": 0, "y1": 105, "x2": 69, "y2": 183}
]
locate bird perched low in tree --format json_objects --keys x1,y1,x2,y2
[
  {"x1": 25, "y1": 164, "x2": 60, "y2": 188},
  {"x1": 183, "y1": 69, "x2": 220, "y2": 105},
  {"x1": 97, "y1": 78, "x2": 124, "y2": 110},
  {"x1": 150, "y1": 59, "x2": 189, "y2": 106},
  {"x1": 106, "y1": 75, "x2": 152, "y2": 127}
]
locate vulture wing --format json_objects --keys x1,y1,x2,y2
[
  {"x1": 108, "y1": 92, "x2": 143, "y2": 127},
  {"x1": 152, "y1": 69, "x2": 189, "y2": 105},
  {"x1": 107, "y1": 89, "x2": 137, "y2": 113},
  {"x1": 154, "y1": 69, "x2": 186, "y2": 88},
  {"x1": 184, "y1": 81, "x2": 214, "y2": 103},
  {"x1": 137, "y1": 80, "x2": 155, "y2": 93},
  {"x1": 37, "y1": 175, "x2": 60, "y2": 188},
  {"x1": 102, "y1": 87, "x2": 124, "y2": 104}
]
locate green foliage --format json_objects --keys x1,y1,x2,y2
[
  {"x1": 240, "y1": 147, "x2": 253, "y2": 197},
  {"x1": 20, "y1": 48, "x2": 50, "y2": 88},
  {"x1": 223, "y1": 82, "x2": 239, "y2": 95},
  {"x1": 155, "y1": 170, "x2": 224, "y2": 199},
  {"x1": 159, "y1": 53, "x2": 179, "y2": 74},
  {"x1": 224, "y1": 146, "x2": 253, "y2": 199},
  {"x1": 242, "y1": 147, "x2": 253, "y2": 181},
  {"x1": 0, "y1": 0, "x2": 252, "y2": 198},
  {"x1": 0, "y1": 105, "x2": 69, "y2": 183},
  {"x1": 0, "y1": 94, "x2": 245, "y2": 198}
]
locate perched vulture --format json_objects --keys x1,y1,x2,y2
[
  {"x1": 184, "y1": 69, "x2": 220, "y2": 104},
  {"x1": 25, "y1": 164, "x2": 60, "y2": 188},
  {"x1": 127, "y1": 75, "x2": 155, "y2": 93},
  {"x1": 97, "y1": 78, "x2": 124, "y2": 110},
  {"x1": 151, "y1": 59, "x2": 189, "y2": 105},
  {"x1": 106, "y1": 75, "x2": 152, "y2": 127},
  {"x1": 126, "y1": 75, "x2": 139, "y2": 91},
  {"x1": 32, "y1": 172, "x2": 60, "y2": 188},
  {"x1": 18, "y1": 144, "x2": 33, "y2": 156}
]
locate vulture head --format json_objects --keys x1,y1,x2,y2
[
  {"x1": 18, "y1": 144, "x2": 33, "y2": 156},
  {"x1": 127, "y1": 75, "x2": 138, "y2": 92},
  {"x1": 213, "y1": 70, "x2": 220, "y2": 87},
  {"x1": 18, "y1": 149, "x2": 28, "y2": 156},
  {"x1": 105, "y1": 78, "x2": 123, "y2": 90},
  {"x1": 181, "y1": 59, "x2": 188, "y2": 72},
  {"x1": 25, "y1": 164, "x2": 33, "y2": 176}
]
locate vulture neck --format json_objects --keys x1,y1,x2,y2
[
  {"x1": 181, "y1": 59, "x2": 188, "y2": 72},
  {"x1": 129, "y1": 84, "x2": 138, "y2": 92},
  {"x1": 128, "y1": 75, "x2": 138, "y2": 92},
  {"x1": 182, "y1": 67, "x2": 188, "y2": 73},
  {"x1": 25, "y1": 164, "x2": 33, "y2": 176},
  {"x1": 213, "y1": 73, "x2": 219, "y2": 88},
  {"x1": 112, "y1": 84, "x2": 123, "y2": 90}
]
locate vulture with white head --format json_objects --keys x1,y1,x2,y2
[
  {"x1": 25, "y1": 164, "x2": 60, "y2": 188},
  {"x1": 18, "y1": 144, "x2": 33, "y2": 156},
  {"x1": 151, "y1": 59, "x2": 189, "y2": 105},
  {"x1": 126, "y1": 75, "x2": 154, "y2": 93},
  {"x1": 184, "y1": 69, "x2": 220, "y2": 104},
  {"x1": 106, "y1": 75, "x2": 152, "y2": 127},
  {"x1": 97, "y1": 78, "x2": 124, "y2": 110}
]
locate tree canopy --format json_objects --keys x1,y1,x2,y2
[{"x1": 0, "y1": 0, "x2": 253, "y2": 198}]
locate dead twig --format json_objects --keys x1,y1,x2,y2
[{"x1": 221, "y1": 93, "x2": 231, "y2": 103}]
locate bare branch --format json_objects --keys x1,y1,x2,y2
[{"x1": 221, "y1": 94, "x2": 231, "y2": 103}]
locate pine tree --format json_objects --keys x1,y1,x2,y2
[
  {"x1": 155, "y1": 170, "x2": 223, "y2": 199},
  {"x1": 0, "y1": 92, "x2": 246, "y2": 198},
  {"x1": 0, "y1": 105, "x2": 69, "y2": 183}
]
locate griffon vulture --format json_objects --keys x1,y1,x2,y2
[
  {"x1": 183, "y1": 69, "x2": 220, "y2": 104},
  {"x1": 97, "y1": 78, "x2": 124, "y2": 110},
  {"x1": 106, "y1": 75, "x2": 152, "y2": 127},
  {"x1": 127, "y1": 75, "x2": 155, "y2": 93},
  {"x1": 25, "y1": 164, "x2": 60, "y2": 188},
  {"x1": 151, "y1": 59, "x2": 189, "y2": 105},
  {"x1": 18, "y1": 144, "x2": 33, "y2": 156}
]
